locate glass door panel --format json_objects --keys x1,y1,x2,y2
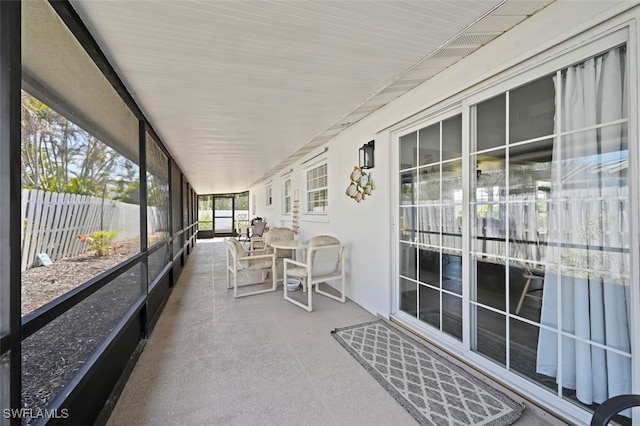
[
  {"x1": 233, "y1": 192, "x2": 249, "y2": 235},
  {"x1": 476, "y1": 94, "x2": 506, "y2": 151},
  {"x1": 508, "y1": 75, "x2": 555, "y2": 143},
  {"x1": 400, "y1": 132, "x2": 418, "y2": 169},
  {"x1": 418, "y1": 206, "x2": 440, "y2": 246},
  {"x1": 472, "y1": 255, "x2": 506, "y2": 311},
  {"x1": 418, "y1": 122, "x2": 439, "y2": 166},
  {"x1": 442, "y1": 115, "x2": 463, "y2": 160},
  {"x1": 396, "y1": 42, "x2": 632, "y2": 422},
  {"x1": 399, "y1": 243, "x2": 417, "y2": 281},
  {"x1": 473, "y1": 306, "x2": 506, "y2": 367},
  {"x1": 399, "y1": 278, "x2": 418, "y2": 316},
  {"x1": 511, "y1": 261, "x2": 545, "y2": 321},
  {"x1": 442, "y1": 252, "x2": 462, "y2": 295},
  {"x1": 213, "y1": 195, "x2": 233, "y2": 235},
  {"x1": 442, "y1": 293, "x2": 462, "y2": 340},
  {"x1": 399, "y1": 207, "x2": 416, "y2": 242},
  {"x1": 418, "y1": 284, "x2": 440, "y2": 328},
  {"x1": 418, "y1": 247, "x2": 440, "y2": 288},
  {"x1": 472, "y1": 150, "x2": 506, "y2": 258},
  {"x1": 442, "y1": 160, "x2": 462, "y2": 251},
  {"x1": 397, "y1": 113, "x2": 463, "y2": 342},
  {"x1": 469, "y1": 44, "x2": 631, "y2": 418},
  {"x1": 418, "y1": 166, "x2": 439, "y2": 203},
  {"x1": 400, "y1": 170, "x2": 417, "y2": 205},
  {"x1": 509, "y1": 318, "x2": 556, "y2": 392},
  {"x1": 197, "y1": 195, "x2": 213, "y2": 237}
]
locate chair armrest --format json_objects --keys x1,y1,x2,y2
[
  {"x1": 250, "y1": 237, "x2": 266, "y2": 251},
  {"x1": 237, "y1": 253, "x2": 275, "y2": 261},
  {"x1": 226, "y1": 247, "x2": 237, "y2": 260},
  {"x1": 590, "y1": 394, "x2": 640, "y2": 426},
  {"x1": 284, "y1": 258, "x2": 307, "y2": 268}
]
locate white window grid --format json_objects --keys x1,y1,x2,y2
[
  {"x1": 266, "y1": 184, "x2": 272, "y2": 207},
  {"x1": 283, "y1": 179, "x2": 292, "y2": 214},
  {"x1": 306, "y1": 163, "x2": 328, "y2": 213}
]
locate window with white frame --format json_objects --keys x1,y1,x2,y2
[
  {"x1": 306, "y1": 163, "x2": 328, "y2": 213},
  {"x1": 266, "y1": 184, "x2": 272, "y2": 207},
  {"x1": 283, "y1": 178, "x2": 292, "y2": 214}
]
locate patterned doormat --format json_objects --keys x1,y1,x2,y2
[{"x1": 331, "y1": 320, "x2": 524, "y2": 426}]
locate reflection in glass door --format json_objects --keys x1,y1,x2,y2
[
  {"x1": 469, "y1": 45, "x2": 631, "y2": 417},
  {"x1": 396, "y1": 43, "x2": 632, "y2": 421},
  {"x1": 398, "y1": 113, "x2": 463, "y2": 341}
]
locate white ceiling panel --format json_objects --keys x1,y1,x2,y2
[{"x1": 70, "y1": 0, "x2": 554, "y2": 194}]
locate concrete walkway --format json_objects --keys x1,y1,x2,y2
[{"x1": 106, "y1": 239, "x2": 567, "y2": 425}]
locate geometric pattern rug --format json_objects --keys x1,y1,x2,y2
[{"x1": 331, "y1": 320, "x2": 525, "y2": 426}]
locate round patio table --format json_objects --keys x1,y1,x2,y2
[{"x1": 268, "y1": 239, "x2": 308, "y2": 285}]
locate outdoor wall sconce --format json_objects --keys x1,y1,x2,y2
[{"x1": 359, "y1": 140, "x2": 375, "y2": 169}]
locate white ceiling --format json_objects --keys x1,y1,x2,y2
[{"x1": 69, "y1": 0, "x2": 554, "y2": 195}]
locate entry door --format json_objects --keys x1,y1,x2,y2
[{"x1": 213, "y1": 195, "x2": 234, "y2": 236}]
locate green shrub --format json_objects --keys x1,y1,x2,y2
[{"x1": 85, "y1": 230, "x2": 118, "y2": 257}]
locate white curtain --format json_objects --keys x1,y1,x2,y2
[{"x1": 536, "y1": 46, "x2": 631, "y2": 408}]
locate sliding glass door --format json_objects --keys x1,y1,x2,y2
[
  {"x1": 471, "y1": 44, "x2": 630, "y2": 411},
  {"x1": 395, "y1": 41, "x2": 632, "y2": 419}
]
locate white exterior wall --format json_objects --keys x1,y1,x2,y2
[
  {"x1": 251, "y1": 0, "x2": 639, "y2": 316},
  {"x1": 250, "y1": 0, "x2": 640, "y2": 368},
  {"x1": 253, "y1": 133, "x2": 393, "y2": 316}
]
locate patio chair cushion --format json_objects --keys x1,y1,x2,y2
[
  {"x1": 228, "y1": 237, "x2": 247, "y2": 258},
  {"x1": 244, "y1": 257, "x2": 274, "y2": 270},
  {"x1": 286, "y1": 266, "x2": 308, "y2": 278}
]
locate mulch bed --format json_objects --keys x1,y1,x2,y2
[
  {"x1": 21, "y1": 243, "x2": 140, "y2": 316},
  {"x1": 20, "y1": 243, "x2": 141, "y2": 424}
]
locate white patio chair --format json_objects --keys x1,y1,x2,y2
[
  {"x1": 283, "y1": 235, "x2": 346, "y2": 312},
  {"x1": 225, "y1": 237, "x2": 276, "y2": 298},
  {"x1": 264, "y1": 227, "x2": 295, "y2": 259}
]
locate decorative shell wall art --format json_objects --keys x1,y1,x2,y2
[{"x1": 345, "y1": 166, "x2": 374, "y2": 203}]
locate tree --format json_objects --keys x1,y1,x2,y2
[
  {"x1": 21, "y1": 90, "x2": 139, "y2": 202},
  {"x1": 21, "y1": 91, "x2": 81, "y2": 192}
]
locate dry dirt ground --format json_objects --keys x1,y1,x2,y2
[
  {"x1": 21, "y1": 242, "x2": 140, "y2": 315},
  {"x1": 21, "y1": 241, "x2": 142, "y2": 421}
]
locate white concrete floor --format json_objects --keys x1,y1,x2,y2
[{"x1": 106, "y1": 239, "x2": 569, "y2": 426}]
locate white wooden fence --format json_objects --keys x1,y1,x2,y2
[{"x1": 21, "y1": 189, "x2": 163, "y2": 271}]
